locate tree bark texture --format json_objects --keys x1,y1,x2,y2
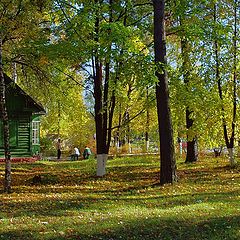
[
  {"x1": 180, "y1": 36, "x2": 198, "y2": 163},
  {"x1": 153, "y1": 0, "x2": 176, "y2": 184},
  {"x1": 93, "y1": 0, "x2": 105, "y2": 155},
  {"x1": 0, "y1": 38, "x2": 11, "y2": 193},
  {"x1": 214, "y1": 3, "x2": 237, "y2": 166},
  {"x1": 185, "y1": 108, "x2": 198, "y2": 162},
  {"x1": 93, "y1": 0, "x2": 117, "y2": 175},
  {"x1": 145, "y1": 86, "x2": 150, "y2": 152}
]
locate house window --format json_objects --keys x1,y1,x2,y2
[{"x1": 32, "y1": 121, "x2": 40, "y2": 145}]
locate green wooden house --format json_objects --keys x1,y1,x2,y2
[{"x1": 0, "y1": 74, "x2": 45, "y2": 160}]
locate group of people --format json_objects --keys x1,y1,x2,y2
[
  {"x1": 56, "y1": 139, "x2": 91, "y2": 160},
  {"x1": 70, "y1": 146, "x2": 91, "y2": 160}
]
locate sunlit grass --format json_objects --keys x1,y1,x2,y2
[{"x1": 0, "y1": 155, "x2": 239, "y2": 239}]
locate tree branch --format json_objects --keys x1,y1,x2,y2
[{"x1": 110, "y1": 108, "x2": 146, "y2": 131}]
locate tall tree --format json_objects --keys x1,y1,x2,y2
[
  {"x1": 54, "y1": 0, "x2": 153, "y2": 176},
  {"x1": 213, "y1": 2, "x2": 238, "y2": 166},
  {"x1": 145, "y1": 86, "x2": 150, "y2": 152},
  {"x1": 0, "y1": 38, "x2": 11, "y2": 193},
  {"x1": 153, "y1": 0, "x2": 176, "y2": 184},
  {"x1": 0, "y1": 0, "x2": 53, "y2": 191},
  {"x1": 179, "y1": 15, "x2": 198, "y2": 163}
]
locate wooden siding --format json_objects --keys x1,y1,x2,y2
[
  {"x1": 0, "y1": 116, "x2": 31, "y2": 157},
  {"x1": 0, "y1": 74, "x2": 45, "y2": 158}
]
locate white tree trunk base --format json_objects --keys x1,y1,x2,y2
[
  {"x1": 227, "y1": 148, "x2": 236, "y2": 166},
  {"x1": 115, "y1": 141, "x2": 120, "y2": 155},
  {"x1": 146, "y1": 140, "x2": 149, "y2": 153},
  {"x1": 128, "y1": 143, "x2": 132, "y2": 153},
  {"x1": 97, "y1": 154, "x2": 108, "y2": 176},
  {"x1": 179, "y1": 142, "x2": 183, "y2": 155}
]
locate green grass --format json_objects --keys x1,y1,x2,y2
[{"x1": 0, "y1": 156, "x2": 239, "y2": 240}]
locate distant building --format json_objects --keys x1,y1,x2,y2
[{"x1": 0, "y1": 74, "x2": 45, "y2": 161}]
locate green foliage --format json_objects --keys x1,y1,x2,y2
[
  {"x1": 18, "y1": 68, "x2": 94, "y2": 150},
  {"x1": 1, "y1": 0, "x2": 239, "y2": 159},
  {"x1": 166, "y1": 0, "x2": 239, "y2": 150}
]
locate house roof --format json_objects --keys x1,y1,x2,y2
[{"x1": 4, "y1": 74, "x2": 46, "y2": 115}]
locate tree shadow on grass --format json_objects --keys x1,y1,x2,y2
[
  {"x1": 0, "y1": 159, "x2": 239, "y2": 221},
  {"x1": 73, "y1": 214, "x2": 240, "y2": 240},
  {"x1": 0, "y1": 186, "x2": 239, "y2": 219},
  {"x1": 2, "y1": 158, "x2": 239, "y2": 192},
  {"x1": 0, "y1": 214, "x2": 239, "y2": 240}
]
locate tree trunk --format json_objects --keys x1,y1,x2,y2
[
  {"x1": 94, "y1": 0, "x2": 116, "y2": 176},
  {"x1": 57, "y1": 100, "x2": 61, "y2": 139},
  {"x1": 115, "y1": 103, "x2": 122, "y2": 154},
  {"x1": 228, "y1": 0, "x2": 238, "y2": 166},
  {"x1": 0, "y1": 38, "x2": 11, "y2": 193},
  {"x1": 214, "y1": 3, "x2": 237, "y2": 166},
  {"x1": 185, "y1": 109, "x2": 198, "y2": 162},
  {"x1": 103, "y1": 61, "x2": 109, "y2": 154},
  {"x1": 125, "y1": 85, "x2": 132, "y2": 154},
  {"x1": 145, "y1": 87, "x2": 150, "y2": 153},
  {"x1": 93, "y1": 8, "x2": 106, "y2": 175},
  {"x1": 107, "y1": 72, "x2": 117, "y2": 153},
  {"x1": 94, "y1": 58, "x2": 106, "y2": 176},
  {"x1": 153, "y1": 0, "x2": 176, "y2": 184},
  {"x1": 180, "y1": 29, "x2": 198, "y2": 163},
  {"x1": 12, "y1": 62, "x2": 17, "y2": 83}
]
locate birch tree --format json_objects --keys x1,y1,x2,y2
[
  {"x1": 213, "y1": 1, "x2": 239, "y2": 165},
  {"x1": 0, "y1": 0, "x2": 51, "y2": 191},
  {"x1": 0, "y1": 39, "x2": 11, "y2": 193}
]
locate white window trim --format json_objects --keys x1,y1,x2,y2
[{"x1": 32, "y1": 121, "x2": 40, "y2": 145}]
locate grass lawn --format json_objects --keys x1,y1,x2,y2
[{"x1": 0, "y1": 155, "x2": 239, "y2": 240}]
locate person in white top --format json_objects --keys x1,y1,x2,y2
[{"x1": 71, "y1": 146, "x2": 80, "y2": 160}]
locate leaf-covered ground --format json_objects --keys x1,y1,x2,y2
[{"x1": 0, "y1": 156, "x2": 239, "y2": 240}]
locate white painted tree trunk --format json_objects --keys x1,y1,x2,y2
[
  {"x1": 12, "y1": 62, "x2": 17, "y2": 83},
  {"x1": 179, "y1": 142, "x2": 183, "y2": 155},
  {"x1": 115, "y1": 141, "x2": 120, "y2": 155},
  {"x1": 227, "y1": 148, "x2": 236, "y2": 166},
  {"x1": 146, "y1": 140, "x2": 149, "y2": 153},
  {"x1": 128, "y1": 143, "x2": 132, "y2": 153},
  {"x1": 238, "y1": 141, "x2": 240, "y2": 157},
  {"x1": 97, "y1": 154, "x2": 108, "y2": 176}
]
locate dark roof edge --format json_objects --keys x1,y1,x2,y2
[{"x1": 4, "y1": 73, "x2": 46, "y2": 114}]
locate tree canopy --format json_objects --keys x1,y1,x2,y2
[{"x1": 0, "y1": 0, "x2": 239, "y2": 190}]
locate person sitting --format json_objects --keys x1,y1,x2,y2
[
  {"x1": 71, "y1": 146, "x2": 80, "y2": 160},
  {"x1": 83, "y1": 146, "x2": 91, "y2": 159}
]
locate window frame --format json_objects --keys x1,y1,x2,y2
[{"x1": 32, "y1": 120, "x2": 40, "y2": 145}]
